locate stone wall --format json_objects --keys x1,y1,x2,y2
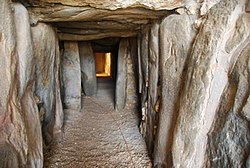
[
  {"x1": 0, "y1": 1, "x2": 64, "y2": 167},
  {"x1": 0, "y1": 0, "x2": 250, "y2": 167},
  {"x1": 32, "y1": 23, "x2": 64, "y2": 145},
  {"x1": 0, "y1": 1, "x2": 43, "y2": 167},
  {"x1": 137, "y1": 0, "x2": 250, "y2": 167}
]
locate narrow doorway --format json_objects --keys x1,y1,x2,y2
[
  {"x1": 91, "y1": 38, "x2": 119, "y2": 106},
  {"x1": 94, "y1": 52, "x2": 116, "y2": 105}
]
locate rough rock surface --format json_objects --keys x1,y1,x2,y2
[
  {"x1": 32, "y1": 23, "x2": 63, "y2": 145},
  {"x1": 0, "y1": 1, "x2": 43, "y2": 167},
  {"x1": 115, "y1": 39, "x2": 129, "y2": 111},
  {"x1": 62, "y1": 42, "x2": 81, "y2": 110},
  {"x1": 1, "y1": 0, "x2": 250, "y2": 167},
  {"x1": 145, "y1": 22, "x2": 160, "y2": 154},
  {"x1": 24, "y1": 0, "x2": 179, "y2": 41},
  {"x1": 126, "y1": 38, "x2": 138, "y2": 108},
  {"x1": 24, "y1": 0, "x2": 184, "y2": 10},
  {"x1": 139, "y1": 27, "x2": 149, "y2": 142},
  {"x1": 14, "y1": 3, "x2": 43, "y2": 167},
  {"x1": 172, "y1": 0, "x2": 247, "y2": 167},
  {"x1": 79, "y1": 42, "x2": 97, "y2": 96},
  {"x1": 205, "y1": 14, "x2": 250, "y2": 168},
  {"x1": 153, "y1": 14, "x2": 195, "y2": 167}
]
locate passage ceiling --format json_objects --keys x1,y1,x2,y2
[{"x1": 19, "y1": 0, "x2": 184, "y2": 40}]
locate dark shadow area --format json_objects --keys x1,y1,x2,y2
[{"x1": 96, "y1": 78, "x2": 115, "y2": 105}]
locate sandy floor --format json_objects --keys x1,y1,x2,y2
[{"x1": 44, "y1": 79, "x2": 152, "y2": 168}]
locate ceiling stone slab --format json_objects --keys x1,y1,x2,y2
[
  {"x1": 28, "y1": 5, "x2": 168, "y2": 24},
  {"x1": 57, "y1": 27, "x2": 137, "y2": 35},
  {"x1": 22, "y1": 0, "x2": 184, "y2": 10},
  {"x1": 53, "y1": 21, "x2": 139, "y2": 30},
  {"x1": 58, "y1": 31, "x2": 137, "y2": 41}
]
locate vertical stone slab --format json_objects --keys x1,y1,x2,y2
[
  {"x1": 32, "y1": 23, "x2": 64, "y2": 145},
  {"x1": 145, "y1": 22, "x2": 160, "y2": 154},
  {"x1": 137, "y1": 34, "x2": 143, "y2": 93},
  {"x1": 62, "y1": 42, "x2": 81, "y2": 110},
  {"x1": 141, "y1": 27, "x2": 149, "y2": 88},
  {"x1": 0, "y1": 0, "x2": 16, "y2": 118},
  {"x1": 205, "y1": 14, "x2": 250, "y2": 168},
  {"x1": 205, "y1": 42, "x2": 250, "y2": 168},
  {"x1": 153, "y1": 14, "x2": 195, "y2": 167},
  {"x1": 139, "y1": 27, "x2": 150, "y2": 138},
  {"x1": 0, "y1": 1, "x2": 23, "y2": 167},
  {"x1": 115, "y1": 39, "x2": 129, "y2": 111},
  {"x1": 126, "y1": 38, "x2": 138, "y2": 108},
  {"x1": 14, "y1": 3, "x2": 43, "y2": 167},
  {"x1": 172, "y1": 0, "x2": 246, "y2": 167},
  {"x1": 140, "y1": 27, "x2": 149, "y2": 108},
  {"x1": 0, "y1": 1, "x2": 43, "y2": 167},
  {"x1": 79, "y1": 42, "x2": 97, "y2": 96}
]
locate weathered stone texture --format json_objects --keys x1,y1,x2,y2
[
  {"x1": 139, "y1": 27, "x2": 149, "y2": 139},
  {"x1": 79, "y1": 42, "x2": 97, "y2": 96},
  {"x1": 154, "y1": 14, "x2": 195, "y2": 167},
  {"x1": 1, "y1": 0, "x2": 250, "y2": 167},
  {"x1": 0, "y1": 1, "x2": 43, "y2": 167},
  {"x1": 126, "y1": 38, "x2": 138, "y2": 108},
  {"x1": 14, "y1": 3, "x2": 43, "y2": 166},
  {"x1": 115, "y1": 39, "x2": 129, "y2": 111},
  {"x1": 205, "y1": 13, "x2": 250, "y2": 168},
  {"x1": 62, "y1": 42, "x2": 81, "y2": 110},
  {"x1": 25, "y1": 0, "x2": 184, "y2": 10},
  {"x1": 0, "y1": 1, "x2": 25, "y2": 167},
  {"x1": 32, "y1": 23, "x2": 63, "y2": 145},
  {"x1": 172, "y1": 0, "x2": 247, "y2": 167},
  {"x1": 144, "y1": 22, "x2": 160, "y2": 154}
]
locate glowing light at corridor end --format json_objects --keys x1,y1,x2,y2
[{"x1": 96, "y1": 52, "x2": 111, "y2": 77}]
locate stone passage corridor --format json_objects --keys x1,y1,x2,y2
[{"x1": 44, "y1": 93, "x2": 152, "y2": 167}]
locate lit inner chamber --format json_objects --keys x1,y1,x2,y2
[{"x1": 95, "y1": 52, "x2": 111, "y2": 77}]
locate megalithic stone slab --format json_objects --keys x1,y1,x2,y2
[
  {"x1": 14, "y1": 3, "x2": 43, "y2": 167},
  {"x1": 172, "y1": 0, "x2": 247, "y2": 167},
  {"x1": 32, "y1": 23, "x2": 64, "y2": 145},
  {"x1": 0, "y1": 1, "x2": 27, "y2": 167},
  {"x1": 79, "y1": 42, "x2": 97, "y2": 96},
  {"x1": 62, "y1": 42, "x2": 82, "y2": 110},
  {"x1": 146, "y1": 22, "x2": 159, "y2": 154},
  {"x1": 115, "y1": 39, "x2": 129, "y2": 111},
  {"x1": 153, "y1": 14, "x2": 195, "y2": 167}
]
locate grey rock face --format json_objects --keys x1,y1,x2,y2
[
  {"x1": 143, "y1": 22, "x2": 160, "y2": 154},
  {"x1": 79, "y1": 42, "x2": 97, "y2": 96},
  {"x1": 62, "y1": 42, "x2": 82, "y2": 110},
  {"x1": 172, "y1": 0, "x2": 247, "y2": 167},
  {"x1": 115, "y1": 39, "x2": 129, "y2": 111},
  {"x1": 205, "y1": 33, "x2": 250, "y2": 168},
  {"x1": 153, "y1": 14, "x2": 195, "y2": 167},
  {"x1": 126, "y1": 38, "x2": 138, "y2": 108},
  {"x1": 139, "y1": 27, "x2": 149, "y2": 141},
  {"x1": 32, "y1": 23, "x2": 63, "y2": 145}
]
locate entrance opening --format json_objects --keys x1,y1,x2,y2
[
  {"x1": 95, "y1": 52, "x2": 111, "y2": 77},
  {"x1": 91, "y1": 38, "x2": 119, "y2": 105}
]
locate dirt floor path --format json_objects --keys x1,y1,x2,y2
[{"x1": 44, "y1": 81, "x2": 152, "y2": 168}]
